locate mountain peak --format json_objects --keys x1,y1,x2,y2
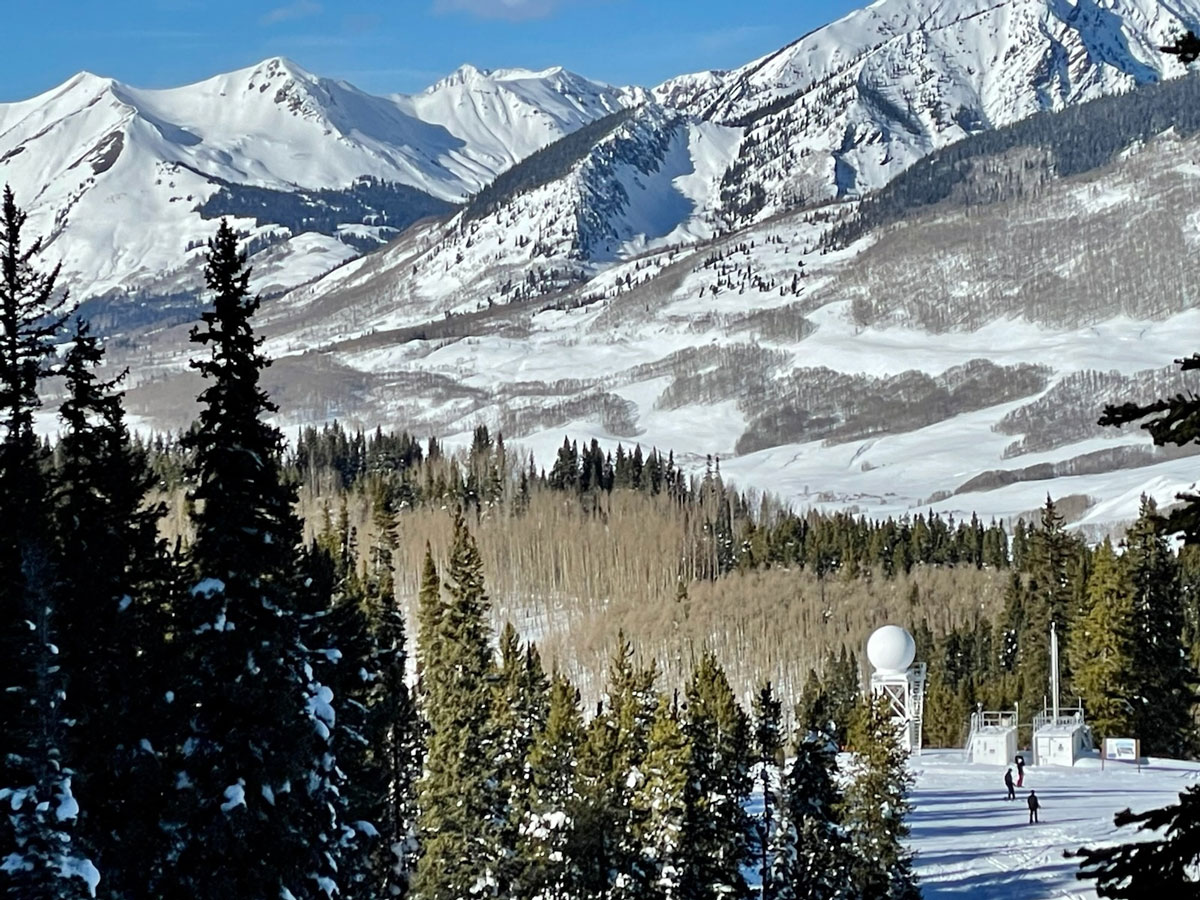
[
  {"x1": 55, "y1": 70, "x2": 120, "y2": 99},
  {"x1": 243, "y1": 56, "x2": 317, "y2": 87}
]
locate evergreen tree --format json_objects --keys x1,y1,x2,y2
[
  {"x1": 751, "y1": 682, "x2": 784, "y2": 900},
  {"x1": 771, "y1": 726, "x2": 852, "y2": 900},
  {"x1": 1, "y1": 547, "x2": 99, "y2": 900},
  {"x1": 164, "y1": 220, "x2": 342, "y2": 899},
  {"x1": 1068, "y1": 540, "x2": 1136, "y2": 742},
  {"x1": 53, "y1": 318, "x2": 173, "y2": 899},
  {"x1": 1123, "y1": 497, "x2": 1197, "y2": 756},
  {"x1": 1073, "y1": 785, "x2": 1200, "y2": 896},
  {"x1": 842, "y1": 697, "x2": 920, "y2": 900},
  {"x1": 0, "y1": 186, "x2": 96, "y2": 899},
  {"x1": 490, "y1": 623, "x2": 549, "y2": 896},
  {"x1": 1019, "y1": 498, "x2": 1076, "y2": 716},
  {"x1": 313, "y1": 511, "x2": 418, "y2": 900},
  {"x1": 520, "y1": 674, "x2": 586, "y2": 900},
  {"x1": 415, "y1": 543, "x2": 441, "y2": 683},
  {"x1": 414, "y1": 508, "x2": 500, "y2": 900},
  {"x1": 793, "y1": 668, "x2": 830, "y2": 737},
  {"x1": 824, "y1": 648, "x2": 862, "y2": 747},
  {"x1": 632, "y1": 696, "x2": 691, "y2": 900},
  {"x1": 680, "y1": 653, "x2": 752, "y2": 900},
  {"x1": 575, "y1": 636, "x2": 658, "y2": 899}
]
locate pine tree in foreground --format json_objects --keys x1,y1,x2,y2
[
  {"x1": 53, "y1": 318, "x2": 174, "y2": 899},
  {"x1": 0, "y1": 185, "x2": 97, "y2": 899},
  {"x1": 491, "y1": 623, "x2": 550, "y2": 896},
  {"x1": 680, "y1": 652, "x2": 752, "y2": 900},
  {"x1": 414, "y1": 508, "x2": 499, "y2": 900},
  {"x1": 632, "y1": 696, "x2": 691, "y2": 900},
  {"x1": 771, "y1": 725, "x2": 852, "y2": 900},
  {"x1": 520, "y1": 673, "x2": 586, "y2": 900},
  {"x1": 575, "y1": 636, "x2": 658, "y2": 899},
  {"x1": 842, "y1": 697, "x2": 920, "y2": 900},
  {"x1": 1123, "y1": 497, "x2": 1197, "y2": 757},
  {"x1": 163, "y1": 219, "x2": 342, "y2": 900},
  {"x1": 1072, "y1": 786, "x2": 1200, "y2": 896},
  {"x1": 751, "y1": 682, "x2": 784, "y2": 900}
]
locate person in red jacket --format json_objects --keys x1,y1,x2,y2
[{"x1": 1015, "y1": 753, "x2": 1026, "y2": 787}]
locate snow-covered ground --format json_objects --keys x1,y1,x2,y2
[{"x1": 907, "y1": 750, "x2": 1200, "y2": 898}]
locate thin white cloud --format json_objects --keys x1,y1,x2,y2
[
  {"x1": 433, "y1": 0, "x2": 561, "y2": 22},
  {"x1": 262, "y1": 0, "x2": 322, "y2": 25}
]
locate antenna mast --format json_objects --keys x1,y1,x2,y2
[{"x1": 1050, "y1": 621, "x2": 1060, "y2": 721}]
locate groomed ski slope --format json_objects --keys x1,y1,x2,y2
[{"x1": 905, "y1": 749, "x2": 1200, "y2": 898}]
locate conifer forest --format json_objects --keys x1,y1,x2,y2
[{"x1": 6, "y1": 151, "x2": 1200, "y2": 894}]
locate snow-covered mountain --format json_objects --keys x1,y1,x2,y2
[
  {"x1": 0, "y1": 57, "x2": 637, "y2": 304},
  {"x1": 21, "y1": 0, "x2": 1200, "y2": 531},
  {"x1": 658, "y1": 0, "x2": 1200, "y2": 222},
  {"x1": 106, "y1": 64, "x2": 1200, "y2": 536},
  {"x1": 7, "y1": 0, "x2": 1199, "y2": 310}
]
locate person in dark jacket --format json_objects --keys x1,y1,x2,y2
[
  {"x1": 1015, "y1": 753, "x2": 1025, "y2": 787},
  {"x1": 1027, "y1": 790, "x2": 1040, "y2": 823},
  {"x1": 1004, "y1": 768, "x2": 1015, "y2": 800}
]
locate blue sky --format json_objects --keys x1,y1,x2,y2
[{"x1": 3, "y1": 0, "x2": 864, "y2": 100}]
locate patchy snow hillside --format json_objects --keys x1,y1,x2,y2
[
  {"x1": 110, "y1": 69, "x2": 1200, "y2": 536},
  {"x1": 657, "y1": 0, "x2": 1200, "y2": 224},
  {"x1": 899, "y1": 750, "x2": 1200, "y2": 898},
  {"x1": 0, "y1": 56, "x2": 636, "y2": 306}
]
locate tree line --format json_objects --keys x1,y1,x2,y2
[{"x1": 0, "y1": 192, "x2": 920, "y2": 900}]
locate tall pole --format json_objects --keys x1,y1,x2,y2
[{"x1": 1050, "y1": 621, "x2": 1060, "y2": 721}]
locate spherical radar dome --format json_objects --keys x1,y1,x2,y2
[{"x1": 867, "y1": 625, "x2": 916, "y2": 674}]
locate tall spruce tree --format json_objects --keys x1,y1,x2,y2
[
  {"x1": 414, "y1": 508, "x2": 500, "y2": 900},
  {"x1": 1123, "y1": 497, "x2": 1197, "y2": 756},
  {"x1": 631, "y1": 696, "x2": 691, "y2": 900},
  {"x1": 842, "y1": 697, "x2": 920, "y2": 900},
  {"x1": 490, "y1": 623, "x2": 550, "y2": 896},
  {"x1": 1020, "y1": 498, "x2": 1077, "y2": 716},
  {"x1": 771, "y1": 725, "x2": 852, "y2": 900},
  {"x1": 680, "y1": 653, "x2": 752, "y2": 900},
  {"x1": 0, "y1": 186, "x2": 97, "y2": 899},
  {"x1": 1068, "y1": 540, "x2": 1136, "y2": 742},
  {"x1": 311, "y1": 513, "x2": 417, "y2": 900},
  {"x1": 164, "y1": 219, "x2": 342, "y2": 899},
  {"x1": 751, "y1": 682, "x2": 784, "y2": 900},
  {"x1": 575, "y1": 635, "x2": 658, "y2": 899},
  {"x1": 53, "y1": 318, "x2": 173, "y2": 899},
  {"x1": 520, "y1": 673, "x2": 586, "y2": 900}
]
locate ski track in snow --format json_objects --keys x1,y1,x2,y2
[{"x1": 904, "y1": 750, "x2": 1200, "y2": 899}]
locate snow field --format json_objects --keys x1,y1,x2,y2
[{"x1": 906, "y1": 750, "x2": 1200, "y2": 898}]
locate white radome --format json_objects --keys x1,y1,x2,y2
[{"x1": 867, "y1": 625, "x2": 916, "y2": 674}]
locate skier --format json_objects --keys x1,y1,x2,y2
[
  {"x1": 1027, "y1": 790, "x2": 1040, "y2": 824},
  {"x1": 1014, "y1": 753, "x2": 1025, "y2": 787},
  {"x1": 1004, "y1": 768, "x2": 1015, "y2": 800}
]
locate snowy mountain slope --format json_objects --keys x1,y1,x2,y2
[
  {"x1": 107, "y1": 66, "x2": 1200, "y2": 536},
  {"x1": 232, "y1": 103, "x2": 741, "y2": 351},
  {"x1": 5, "y1": 0, "x2": 1198, "y2": 313},
  {"x1": 396, "y1": 64, "x2": 644, "y2": 178},
  {"x1": 657, "y1": 0, "x2": 1200, "y2": 223},
  {"x1": 0, "y1": 57, "x2": 636, "y2": 304}
]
